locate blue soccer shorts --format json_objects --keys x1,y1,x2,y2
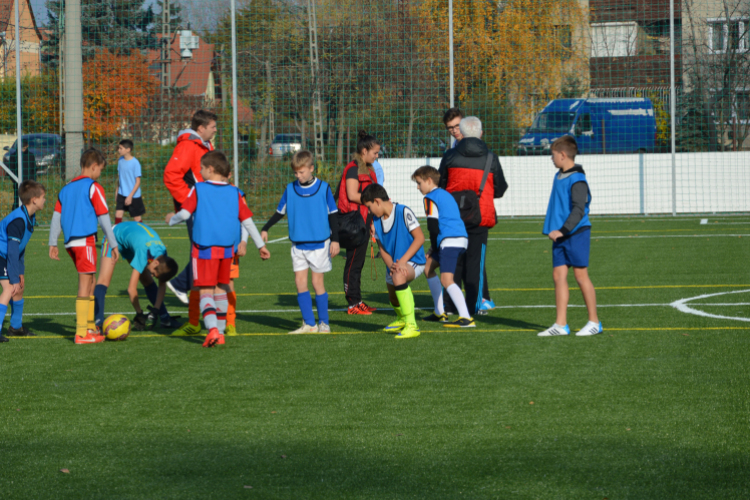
[
  {"x1": 552, "y1": 227, "x2": 591, "y2": 268},
  {"x1": 432, "y1": 246, "x2": 465, "y2": 275}
]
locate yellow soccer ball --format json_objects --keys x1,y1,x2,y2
[{"x1": 103, "y1": 314, "x2": 131, "y2": 341}]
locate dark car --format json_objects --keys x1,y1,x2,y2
[{"x1": 2, "y1": 133, "x2": 64, "y2": 177}]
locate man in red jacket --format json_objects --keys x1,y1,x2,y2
[
  {"x1": 438, "y1": 116, "x2": 508, "y2": 316},
  {"x1": 163, "y1": 110, "x2": 217, "y2": 314}
]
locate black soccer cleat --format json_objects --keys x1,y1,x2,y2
[
  {"x1": 0, "y1": 334, "x2": 9, "y2": 342},
  {"x1": 7, "y1": 325, "x2": 35, "y2": 337},
  {"x1": 422, "y1": 312, "x2": 449, "y2": 323}
]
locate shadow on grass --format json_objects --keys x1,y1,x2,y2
[
  {"x1": 477, "y1": 314, "x2": 547, "y2": 331},
  {"x1": 2, "y1": 435, "x2": 747, "y2": 499},
  {"x1": 25, "y1": 317, "x2": 75, "y2": 340}
]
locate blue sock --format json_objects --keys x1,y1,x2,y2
[
  {"x1": 315, "y1": 292, "x2": 329, "y2": 325},
  {"x1": 94, "y1": 284, "x2": 108, "y2": 326},
  {"x1": 0, "y1": 303, "x2": 7, "y2": 333},
  {"x1": 297, "y1": 291, "x2": 316, "y2": 326},
  {"x1": 145, "y1": 282, "x2": 169, "y2": 318},
  {"x1": 9, "y1": 299, "x2": 23, "y2": 329}
]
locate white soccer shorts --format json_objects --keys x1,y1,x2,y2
[
  {"x1": 291, "y1": 241, "x2": 333, "y2": 273},
  {"x1": 385, "y1": 261, "x2": 425, "y2": 285}
]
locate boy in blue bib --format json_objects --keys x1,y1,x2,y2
[
  {"x1": 412, "y1": 166, "x2": 475, "y2": 328},
  {"x1": 361, "y1": 184, "x2": 425, "y2": 339},
  {"x1": 0, "y1": 181, "x2": 45, "y2": 342},
  {"x1": 539, "y1": 135, "x2": 602, "y2": 338},
  {"x1": 261, "y1": 151, "x2": 340, "y2": 334}
]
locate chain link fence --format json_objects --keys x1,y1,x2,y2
[{"x1": 0, "y1": 0, "x2": 748, "y2": 223}]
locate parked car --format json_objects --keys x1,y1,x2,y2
[
  {"x1": 269, "y1": 133, "x2": 305, "y2": 159},
  {"x1": 517, "y1": 98, "x2": 656, "y2": 155},
  {"x1": 2, "y1": 133, "x2": 64, "y2": 176}
]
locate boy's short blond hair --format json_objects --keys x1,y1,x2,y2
[
  {"x1": 411, "y1": 165, "x2": 440, "y2": 185},
  {"x1": 291, "y1": 150, "x2": 314, "y2": 170},
  {"x1": 201, "y1": 150, "x2": 231, "y2": 177},
  {"x1": 551, "y1": 135, "x2": 578, "y2": 159}
]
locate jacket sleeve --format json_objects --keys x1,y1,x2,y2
[
  {"x1": 438, "y1": 156, "x2": 449, "y2": 189},
  {"x1": 493, "y1": 155, "x2": 508, "y2": 198},
  {"x1": 163, "y1": 142, "x2": 193, "y2": 204}
]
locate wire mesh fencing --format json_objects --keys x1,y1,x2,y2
[{"x1": 0, "y1": 0, "x2": 748, "y2": 223}]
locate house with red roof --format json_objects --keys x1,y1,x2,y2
[{"x1": 0, "y1": 0, "x2": 43, "y2": 77}]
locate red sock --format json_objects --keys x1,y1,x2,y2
[
  {"x1": 227, "y1": 291, "x2": 237, "y2": 327},
  {"x1": 189, "y1": 290, "x2": 200, "y2": 326},
  {"x1": 115, "y1": 217, "x2": 122, "y2": 224}
]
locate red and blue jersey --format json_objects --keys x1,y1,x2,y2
[{"x1": 181, "y1": 180, "x2": 253, "y2": 259}]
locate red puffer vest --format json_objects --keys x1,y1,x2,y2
[{"x1": 337, "y1": 160, "x2": 376, "y2": 222}]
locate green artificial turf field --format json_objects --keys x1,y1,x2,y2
[{"x1": 1, "y1": 216, "x2": 749, "y2": 499}]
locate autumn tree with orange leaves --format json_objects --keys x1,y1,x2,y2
[{"x1": 82, "y1": 50, "x2": 160, "y2": 141}]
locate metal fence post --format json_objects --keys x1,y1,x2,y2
[
  {"x1": 64, "y1": 0, "x2": 84, "y2": 180},
  {"x1": 14, "y1": 0, "x2": 22, "y2": 203},
  {"x1": 231, "y1": 0, "x2": 240, "y2": 184},
  {"x1": 669, "y1": 0, "x2": 676, "y2": 216}
]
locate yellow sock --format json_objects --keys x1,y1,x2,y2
[
  {"x1": 76, "y1": 297, "x2": 89, "y2": 337},
  {"x1": 87, "y1": 296, "x2": 96, "y2": 331}
]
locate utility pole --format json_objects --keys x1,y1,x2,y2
[
  {"x1": 307, "y1": 0, "x2": 324, "y2": 162},
  {"x1": 64, "y1": 0, "x2": 84, "y2": 180},
  {"x1": 14, "y1": 0, "x2": 22, "y2": 203}
]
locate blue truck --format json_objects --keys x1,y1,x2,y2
[{"x1": 517, "y1": 98, "x2": 657, "y2": 155}]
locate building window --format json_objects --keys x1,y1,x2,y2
[
  {"x1": 591, "y1": 22, "x2": 638, "y2": 57},
  {"x1": 737, "y1": 92, "x2": 750, "y2": 121},
  {"x1": 708, "y1": 19, "x2": 748, "y2": 53}
]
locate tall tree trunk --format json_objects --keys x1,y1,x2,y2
[
  {"x1": 295, "y1": 114, "x2": 307, "y2": 151},
  {"x1": 266, "y1": 60, "x2": 275, "y2": 155},
  {"x1": 406, "y1": 90, "x2": 415, "y2": 158},
  {"x1": 259, "y1": 117, "x2": 268, "y2": 161}
]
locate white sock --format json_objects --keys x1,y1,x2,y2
[
  {"x1": 199, "y1": 293, "x2": 218, "y2": 331},
  {"x1": 426, "y1": 276, "x2": 444, "y2": 315},
  {"x1": 446, "y1": 284, "x2": 470, "y2": 319},
  {"x1": 214, "y1": 293, "x2": 228, "y2": 334}
]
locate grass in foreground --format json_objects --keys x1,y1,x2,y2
[{"x1": 1, "y1": 216, "x2": 749, "y2": 499}]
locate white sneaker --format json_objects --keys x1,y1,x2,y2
[
  {"x1": 576, "y1": 321, "x2": 603, "y2": 337},
  {"x1": 537, "y1": 324, "x2": 570, "y2": 337},
  {"x1": 289, "y1": 323, "x2": 319, "y2": 334},
  {"x1": 166, "y1": 281, "x2": 189, "y2": 304},
  {"x1": 318, "y1": 322, "x2": 331, "y2": 333}
]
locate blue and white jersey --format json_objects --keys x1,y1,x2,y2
[
  {"x1": 542, "y1": 170, "x2": 591, "y2": 235},
  {"x1": 276, "y1": 178, "x2": 337, "y2": 250},
  {"x1": 423, "y1": 187, "x2": 468, "y2": 249},
  {"x1": 0, "y1": 205, "x2": 34, "y2": 259},
  {"x1": 373, "y1": 203, "x2": 426, "y2": 265}
]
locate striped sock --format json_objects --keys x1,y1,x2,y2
[
  {"x1": 199, "y1": 292, "x2": 218, "y2": 331},
  {"x1": 214, "y1": 293, "x2": 228, "y2": 334}
]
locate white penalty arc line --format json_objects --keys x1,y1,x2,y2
[
  {"x1": 670, "y1": 289, "x2": 750, "y2": 323},
  {"x1": 489, "y1": 234, "x2": 750, "y2": 241}
]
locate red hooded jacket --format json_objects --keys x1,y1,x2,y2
[{"x1": 163, "y1": 130, "x2": 214, "y2": 207}]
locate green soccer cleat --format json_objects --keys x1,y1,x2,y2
[
  {"x1": 395, "y1": 323, "x2": 420, "y2": 339},
  {"x1": 225, "y1": 325, "x2": 238, "y2": 336},
  {"x1": 384, "y1": 319, "x2": 406, "y2": 332},
  {"x1": 171, "y1": 322, "x2": 201, "y2": 336}
]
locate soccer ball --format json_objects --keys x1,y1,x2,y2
[{"x1": 103, "y1": 314, "x2": 131, "y2": 341}]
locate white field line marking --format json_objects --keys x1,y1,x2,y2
[
  {"x1": 267, "y1": 236, "x2": 290, "y2": 244},
  {"x1": 670, "y1": 289, "x2": 750, "y2": 322},
  {"x1": 490, "y1": 234, "x2": 750, "y2": 241},
  {"x1": 700, "y1": 218, "x2": 708, "y2": 224}
]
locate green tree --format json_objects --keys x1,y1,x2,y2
[{"x1": 43, "y1": 0, "x2": 158, "y2": 66}]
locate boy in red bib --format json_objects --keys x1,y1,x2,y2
[{"x1": 166, "y1": 151, "x2": 270, "y2": 347}]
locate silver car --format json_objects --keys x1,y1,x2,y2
[{"x1": 269, "y1": 133, "x2": 303, "y2": 159}]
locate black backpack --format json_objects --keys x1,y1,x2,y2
[{"x1": 451, "y1": 154, "x2": 493, "y2": 229}]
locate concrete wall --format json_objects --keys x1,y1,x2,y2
[{"x1": 380, "y1": 152, "x2": 750, "y2": 216}]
